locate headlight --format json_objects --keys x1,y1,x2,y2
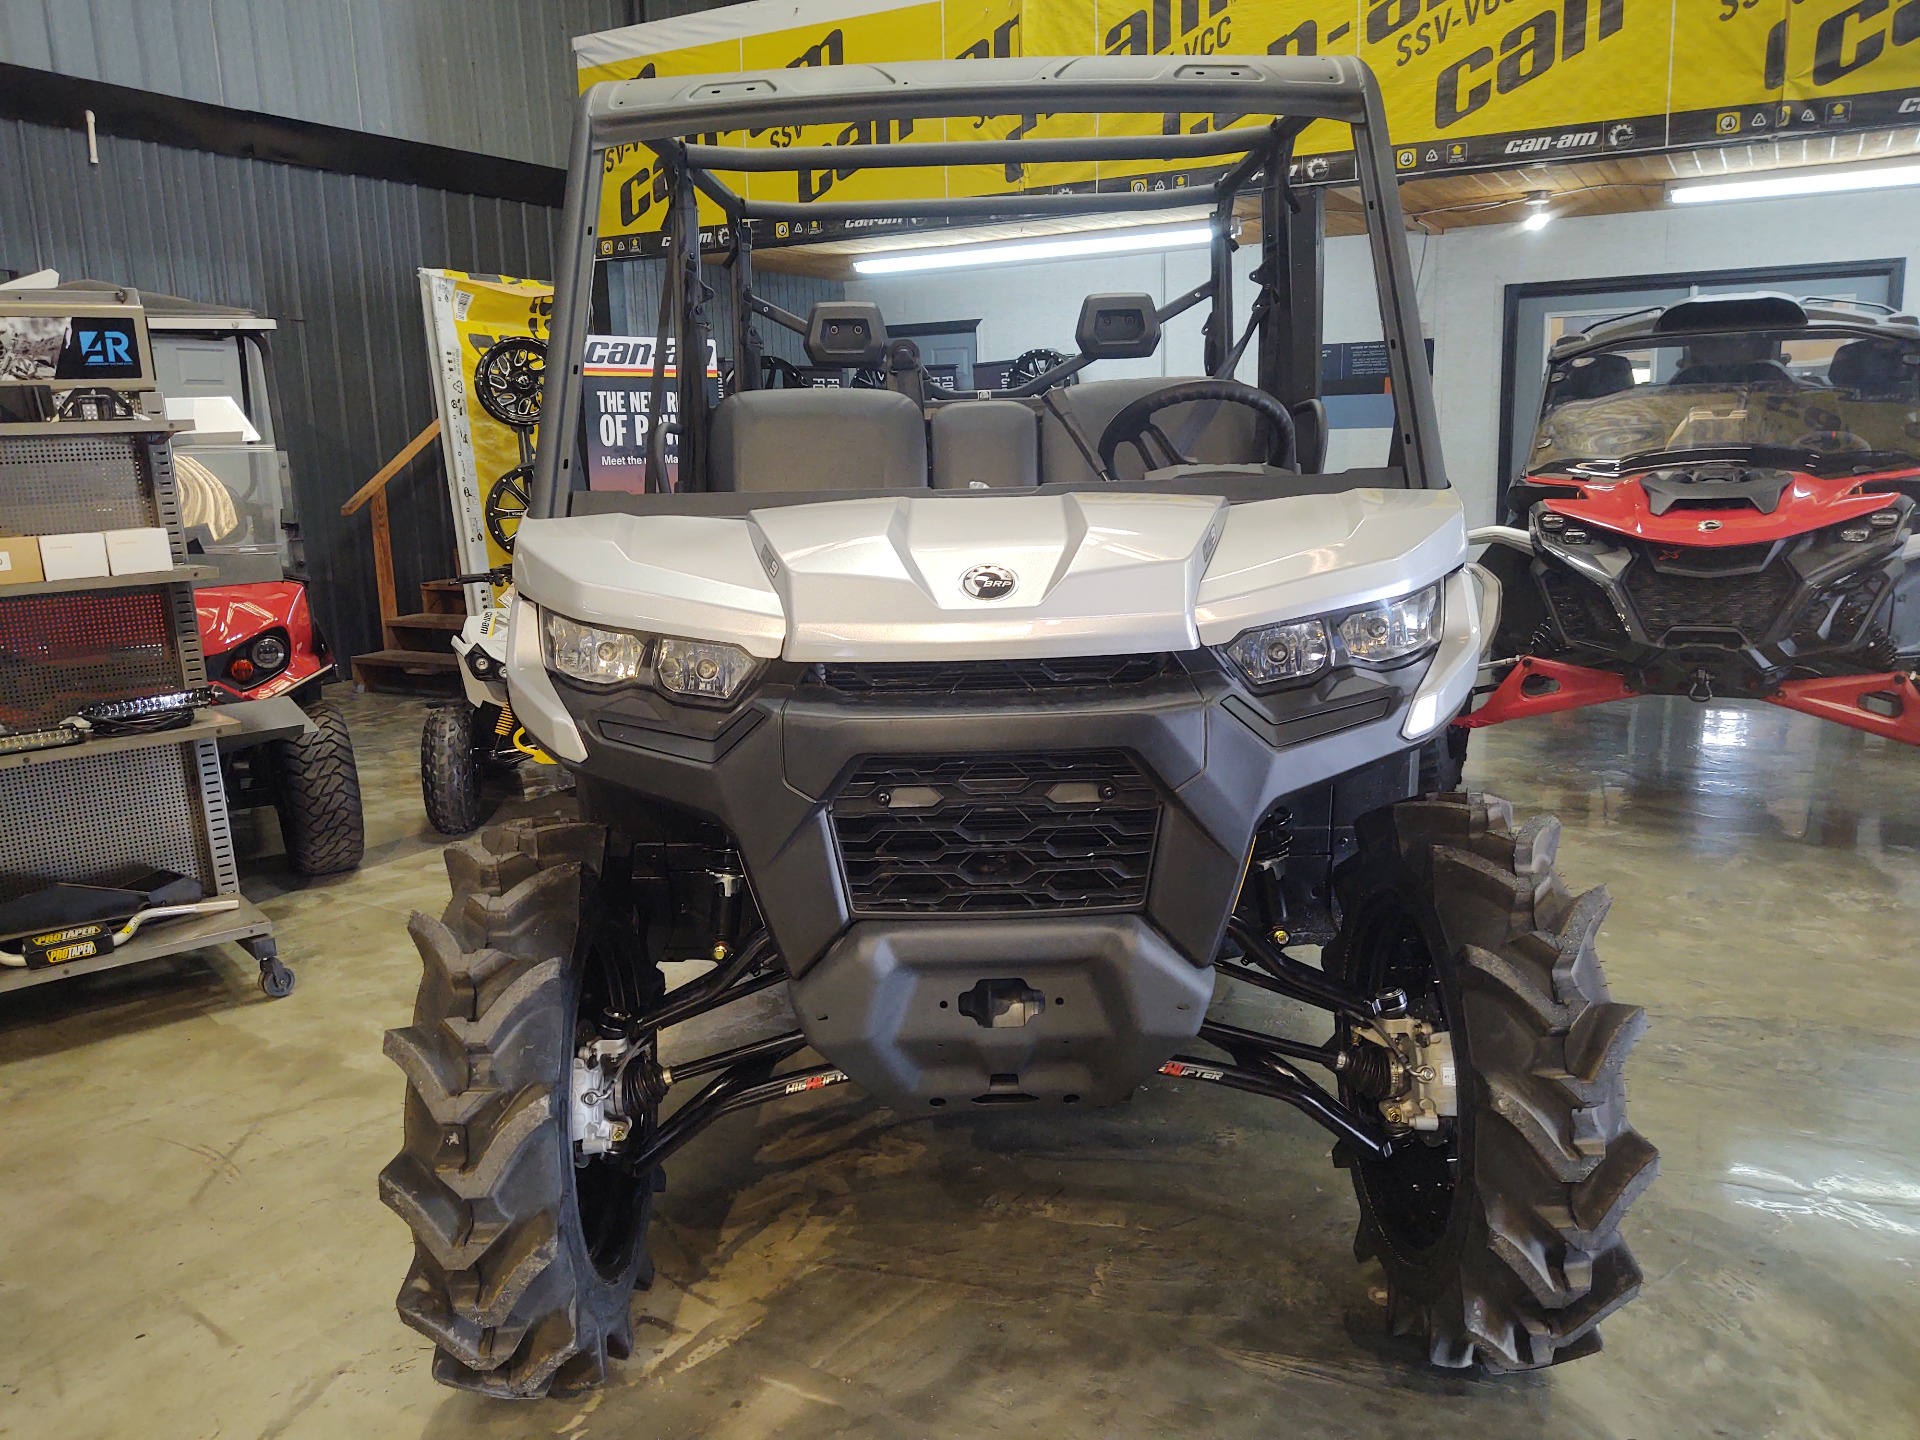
[
  {"x1": 250, "y1": 634, "x2": 288, "y2": 672},
  {"x1": 656, "y1": 637, "x2": 758, "y2": 701},
  {"x1": 542, "y1": 611, "x2": 760, "y2": 702},
  {"x1": 1338, "y1": 584, "x2": 1441, "y2": 663},
  {"x1": 543, "y1": 612, "x2": 647, "y2": 686},
  {"x1": 1222, "y1": 618, "x2": 1331, "y2": 686},
  {"x1": 1220, "y1": 582, "x2": 1442, "y2": 688}
]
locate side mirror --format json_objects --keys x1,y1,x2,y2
[
  {"x1": 805, "y1": 302, "x2": 888, "y2": 367},
  {"x1": 1075, "y1": 293, "x2": 1161, "y2": 360}
]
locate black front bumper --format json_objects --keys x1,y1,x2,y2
[{"x1": 555, "y1": 658, "x2": 1429, "y2": 978}]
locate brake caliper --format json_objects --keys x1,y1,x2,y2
[
  {"x1": 570, "y1": 1038, "x2": 635, "y2": 1158},
  {"x1": 1348, "y1": 1017, "x2": 1457, "y2": 1133}
]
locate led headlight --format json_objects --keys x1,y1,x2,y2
[
  {"x1": 543, "y1": 612, "x2": 648, "y2": 686},
  {"x1": 1222, "y1": 618, "x2": 1331, "y2": 686},
  {"x1": 1220, "y1": 582, "x2": 1443, "y2": 689},
  {"x1": 1338, "y1": 584, "x2": 1441, "y2": 663},
  {"x1": 250, "y1": 633, "x2": 288, "y2": 672},
  {"x1": 656, "y1": 637, "x2": 758, "y2": 701}
]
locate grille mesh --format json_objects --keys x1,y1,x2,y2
[
  {"x1": 0, "y1": 743, "x2": 215, "y2": 899},
  {"x1": 1623, "y1": 560, "x2": 1795, "y2": 641},
  {"x1": 0, "y1": 433, "x2": 158, "y2": 534},
  {"x1": 832, "y1": 751, "x2": 1158, "y2": 914},
  {"x1": 1541, "y1": 568, "x2": 1624, "y2": 649},
  {"x1": 816, "y1": 654, "x2": 1173, "y2": 696},
  {"x1": 0, "y1": 591, "x2": 184, "y2": 730}
]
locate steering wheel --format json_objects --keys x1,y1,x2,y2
[{"x1": 1096, "y1": 379, "x2": 1297, "y2": 478}]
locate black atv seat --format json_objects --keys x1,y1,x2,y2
[
  {"x1": 710, "y1": 388, "x2": 927, "y2": 491},
  {"x1": 1829, "y1": 338, "x2": 1914, "y2": 399}
]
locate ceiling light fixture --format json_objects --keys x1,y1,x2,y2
[
  {"x1": 1668, "y1": 159, "x2": 1920, "y2": 205},
  {"x1": 1520, "y1": 191, "x2": 1553, "y2": 232},
  {"x1": 851, "y1": 222, "x2": 1215, "y2": 275}
]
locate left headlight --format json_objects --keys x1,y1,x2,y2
[
  {"x1": 542, "y1": 612, "x2": 760, "y2": 703},
  {"x1": 1219, "y1": 582, "x2": 1442, "y2": 689}
]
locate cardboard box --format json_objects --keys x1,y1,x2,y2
[
  {"x1": 104, "y1": 528, "x2": 174, "y2": 576},
  {"x1": 38, "y1": 533, "x2": 110, "y2": 582},
  {"x1": 0, "y1": 536, "x2": 46, "y2": 586}
]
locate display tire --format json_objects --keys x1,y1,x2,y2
[
  {"x1": 380, "y1": 819, "x2": 660, "y2": 1398},
  {"x1": 422, "y1": 704, "x2": 487, "y2": 836},
  {"x1": 1325, "y1": 791, "x2": 1656, "y2": 1370},
  {"x1": 270, "y1": 697, "x2": 365, "y2": 875}
]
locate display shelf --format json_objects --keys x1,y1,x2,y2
[
  {"x1": 0, "y1": 712, "x2": 238, "y2": 774},
  {"x1": 0, "y1": 565, "x2": 218, "y2": 599},
  {"x1": 0, "y1": 894, "x2": 274, "y2": 996}
]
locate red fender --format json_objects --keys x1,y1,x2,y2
[
  {"x1": 1458, "y1": 657, "x2": 1638, "y2": 729},
  {"x1": 1765, "y1": 672, "x2": 1920, "y2": 748},
  {"x1": 195, "y1": 580, "x2": 331, "y2": 701}
]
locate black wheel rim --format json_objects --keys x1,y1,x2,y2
[
  {"x1": 486, "y1": 468, "x2": 531, "y2": 552},
  {"x1": 1348, "y1": 896, "x2": 1461, "y2": 1255},
  {"x1": 477, "y1": 338, "x2": 546, "y2": 428},
  {"x1": 570, "y1": 913, "x2": 651, "y2": 1283}
]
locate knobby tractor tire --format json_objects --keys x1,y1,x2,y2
[
  {"x1": 1325, "y1": 791, "x2": 1657, "y2": 1371},
  {"x1": 422, "y1": 704, "x2": 486, "y2": 836},
  {"x1": 1418, "y1": 722, "x2": 1471, "y2": 795},
  {"x1": 271, "y1": 698, "x2": 365, "y2": 875},
  {"x1": 380, "y1": 819, "x2": 656, "y2": 1398}
]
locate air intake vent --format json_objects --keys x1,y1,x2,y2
[
  {"x1": 815, "y1": 654, "x2": 1173, "y2": 697},
  {"x1": 831, "y1": 751, "x2": 1158, "y2": 914}
]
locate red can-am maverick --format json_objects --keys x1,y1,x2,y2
[{"x1": 1469, "y1": 293, "x2": 1920, "y2": 750}]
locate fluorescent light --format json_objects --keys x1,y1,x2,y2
[
  {"x1": 852, "y1": 223, "x2": 1214, "y2": 275},
  {"x1": 1519, "y1": 190, "x2": 1552, "y2": 231},
  {"x1": 1670, "y1": 161, "x2": 1920, "y2": 205},
  {"x1": 1521, "y1": 209, "x2": 1553, "y2": 232}
]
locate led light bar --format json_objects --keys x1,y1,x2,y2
[
  {"x1": 0, "y1": 725, "x2": 85, "y2": 757},
  {"x1": 73, "y1": 687, "x2": 218, "y2": 724},
  {"x1": 1669, "y1": 161, "x2": 1920, "y2": 205},
  {"x1": 851, "y1": 223, "x2": 1215, "y2": 276}
]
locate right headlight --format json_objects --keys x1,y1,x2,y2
[
  {"x1": 1219, "y1": 582, "x2": 1442, "y2": 689},
  {"x1": 541, "y1": 611, "x2": 761, "y2": 703}
]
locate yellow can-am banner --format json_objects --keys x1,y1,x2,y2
[{"x1": 575, "y1": 0, "x2": 1920, "y2": 251}]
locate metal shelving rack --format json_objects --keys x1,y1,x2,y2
[{"x1": 0, "y1": 293, "x2": 288, "y2": 998}]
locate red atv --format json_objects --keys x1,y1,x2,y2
[
  {"x1": 1467, "y1": 293, "x2": 1920, "y2": 755},
  {"x1": 196, "y1": 577, "x2": 365, "y2": 876}
]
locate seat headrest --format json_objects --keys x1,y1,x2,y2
[{"x1": 1552, "y1": 353, "x2": 1635, "y2": 402}]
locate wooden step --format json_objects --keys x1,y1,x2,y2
[
  {"x1": 351, "y1": 647, "x2": 461, "y2": 696},
  {"x1": 420, "y1": 579, "x2": 467, "y2": 615},
  {"x1": 389, "y1": 611, "x2": 465, "y2": 633}
]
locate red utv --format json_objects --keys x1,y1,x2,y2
[{"x1": 1468, "y1": 293, "x2": 1920, "y2": 750}]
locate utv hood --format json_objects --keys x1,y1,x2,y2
[{"x1": 512, "y1": 488, "x2": 1467, "y2": 663}]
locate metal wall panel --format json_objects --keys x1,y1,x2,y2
[
  {"x1": 0, "y1": 114, "x2": 558, "y2": 661},
  {"x1": 0, "y1": 0, "x2": 641, "y2": 166}
]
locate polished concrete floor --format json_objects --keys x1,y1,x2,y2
[{"x1": 2, "y1": 690, "x2": 1917, "y2": 1439}]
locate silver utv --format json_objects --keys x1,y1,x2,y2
[{"x1": 381, "y1": 56, "x2": 1655, "y2": 1396}]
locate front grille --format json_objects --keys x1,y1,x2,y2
[
  {"x1": 1623, "y1": 557, "x2": 1795, "y2": 641},
  {"x1": 831, "y1": 751, "x2": 1158, "y2": 914},
  {"x1": 1540, "y1": 568, "x2": 1624, "y2": 649},
  {"x1": 815, "y1": 654, "x2": 1173, "y2": 697}
]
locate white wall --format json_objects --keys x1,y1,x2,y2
[{"x1": 850, "y1": 186, "x2": 1920, "y2": 523}]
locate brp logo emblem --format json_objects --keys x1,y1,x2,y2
[
  {"x1": 961, "y1": 564, "x2": 1016, "y2": 600},
  {"x1": 1697, "y1": 519, "x2": 1724, "y2": 533}
]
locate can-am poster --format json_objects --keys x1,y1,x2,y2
[{"x1": 583, "y1": 335, "x2": 721, "y2": 491}]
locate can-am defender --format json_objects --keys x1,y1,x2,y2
[
  {"x1": 381, "y1": 57, "x2": 1654, "y2": 1396},
  {"x1": 1469, "y1": 293, "x2": 1920, "y2": 747}
]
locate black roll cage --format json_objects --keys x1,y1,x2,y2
[{"x1": 533, "y1": 56, "x2": 1443, "y2": 515}]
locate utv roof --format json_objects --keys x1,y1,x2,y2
[{"x1": 1552, "y1": 291, "x2": 1920, "y2": 358}]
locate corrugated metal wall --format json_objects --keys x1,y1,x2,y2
[
  {"x1": 0, "y1": 114, "x2": 558, "y2": 661},
  {"x1": 0, "y1": 0, "x2": 639, "y2": 166}
]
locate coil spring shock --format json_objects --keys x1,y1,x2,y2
[
  {"x1": 494, "y1": 701, "x2": 516, "y2": 739},
  {"x1": 1861, "y1": 626, "x2": 1899, "y2": 672},
  {"x1": 1526, "y1": 620, "x2": 1558, "y2": 657}
]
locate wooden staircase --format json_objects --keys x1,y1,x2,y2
[
  {"x1": 351, "y1": 579, "x2": 464, "y2": 694},
  {"x1": 340, "y1": 418, "x2": 464, "y2": 695}
]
